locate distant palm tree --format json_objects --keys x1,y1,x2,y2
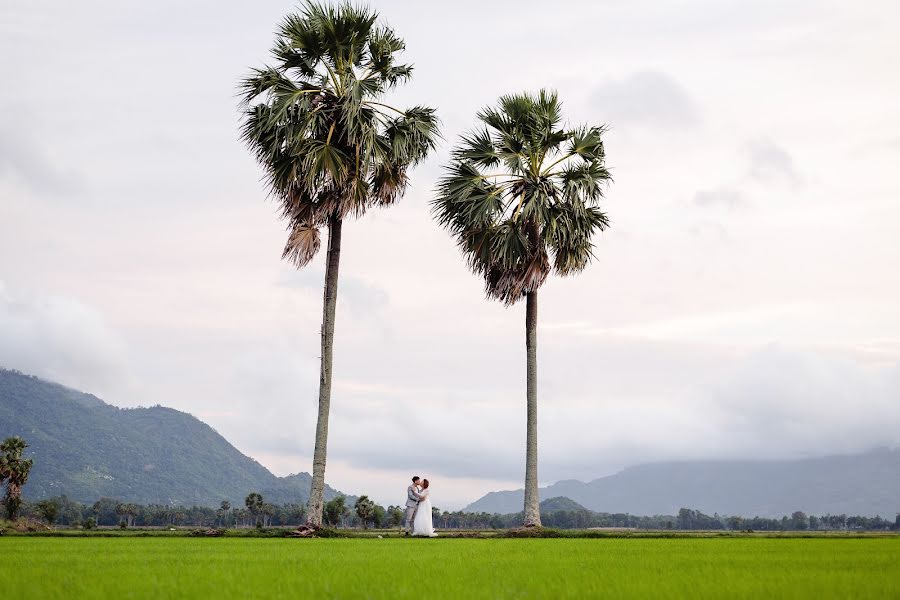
[
  {"x1": 432, "y1": 91, "x2": 612, "y2": 526},
  {"x1": 245, "y1": 492, "x2": 264, "y2": 526},
  {"x1": 220, "y1": 500, "x2": 231, "y2": 527},
  {"x1": 354, "y1": 495, "x2": 375, "y2": 529},
  {"x1": 0, "y1": 436, "x2": 34, "y2": 520},
  {"x1": 239, "y1": 1, "x2": 438, "y2": 528}
]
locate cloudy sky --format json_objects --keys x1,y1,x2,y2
[{"x1": 2, "y1": 0, "x2": 899, "y2": 509}]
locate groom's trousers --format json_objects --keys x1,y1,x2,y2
[{"x1": 405, "y1": 505, "x2": 417, "y2": 532}]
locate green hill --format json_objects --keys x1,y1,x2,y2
[
  {"x1": 0, "y1": 368, "x2": 347, "y2": 506},
  {"x1": 539, "y1": 496, "x2": 588, "y2": 513}
]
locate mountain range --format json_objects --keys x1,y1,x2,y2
[
  {"x1": 0, "y1": 368, "x2": 346, "y2": 506},
  {"x1": 464, "y1": 448, "x2": 900, "y2": 518},
  {"x1": 4, "y1": 368, "x2": 897, "y2": 517}
]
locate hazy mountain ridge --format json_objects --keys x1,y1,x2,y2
[
  {"x1": 0, "y1": 368, "x2": 347, "y2": 506},
  {"x1": 465, "y1": 450, "x2": 900, "y2": 518}
]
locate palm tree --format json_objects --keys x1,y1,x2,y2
[
  {"x1": 245, "y1": 492, "x2": 264, "y2": 526},
  {"x1": 0, "y1": 436, "x2": 34, "y2": 520},
  {"x1": 219, "y1": 500, "x2": 231, "y2": 527},
  {"x1": 354, "y1": 495, "x2": 375, "y2": 529},
  {"x1": 432, "y1": 90, "x2": 612, "y2": 526},
  {"x1": 239, "y1": 1, "x2": 438, "y2": 528}
]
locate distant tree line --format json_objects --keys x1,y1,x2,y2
[
  {"x1": 6, "y1": 495, "x2": 305, "y2": 529},
  {"x1": 7, "y1": 493, "x2": 900, "y2": 532},
  {"x1": 480, "y1": 507, "x2": 900, "y2": 532},
  {"x1": 670, "y1": 508, "x2": 900, "y2": 532}
]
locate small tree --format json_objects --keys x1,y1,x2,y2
[
  {"x1": 323, "y1": 496, "x2": 346, "y2": 527},
  {"x1": 115, "y1": 503, "x2": 127, "y2": 528},
  {"x1": 34, "y1": 499, "x2": 60, "y2": 526},
  {"x1": 354, "y1": 495, "x2": 375, "y2": 529},
  {"x1": 372, "y1": 505, "x2": 386, "y2": 529},
  {"x1": 791, "y1": 511, "x2": 809, "y2": 531},
  {"x1": 113, "y1": 503, "x2": 138, "y2": 528},
  {"x1": 288, "y1": 503, "x2": 307, "y2": 525},
  {"x1": 245, "y1": 493, "x2": 264, "y2": 527},
  {"x1": 387, "y1": 505, "x2": 403, "y2": 529},
  {"x1": 260, "y1": 503, "x2": 274, "y2": 528},
  {"x1": 219, "y1": 500, "x2": 231, "y2": 527},
  {"x1": 0, "y1": 436, "x2": 34, "y2": 520},
  {"x1": 235, "y1": 508, "x2": 248, "y2": 528}
]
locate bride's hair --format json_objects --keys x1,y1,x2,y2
[{"x1": 422, "y1": 479, "x2": 430, "y2": 489}]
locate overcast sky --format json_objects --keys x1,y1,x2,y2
[{"x1": 2, "y1": 0, "x2": 899, "y2": 509}]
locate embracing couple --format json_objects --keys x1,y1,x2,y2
[{"x1": 404, "y1": 475, "x2": 437, "y2": 537}]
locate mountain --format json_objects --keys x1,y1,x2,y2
[
  {"x1": 0, "y1": 368, "x2": 348, "y2": 506},
  {"x1": 539, "y1": 497, "x2": 588, "y2": 513},
  {"x1": 464, "y1": 449, "x2": 900, "y2": 518}
]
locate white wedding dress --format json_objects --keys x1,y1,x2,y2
[{"x1": 412, "y1": 489, "x2": 437, "y2": 537}]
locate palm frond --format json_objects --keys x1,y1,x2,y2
[{"x1": 282, "y1": 221, "x2": 322, "y2": 267}]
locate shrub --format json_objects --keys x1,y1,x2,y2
[
  {"x1": 503, "y1": 527, "x2": 562, "y2": 538},
  {"x1": 311, "y1": 527, "x2": 349, "y2": 538}
]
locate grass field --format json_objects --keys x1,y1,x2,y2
[{"x1": 2, "y1": 537, "x2": 898, "y2": 599}]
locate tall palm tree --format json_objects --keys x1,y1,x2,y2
[
  {"x1": 0, "y1": 436, "x2": 34, "y2": 520},
  {"x1": 239, "y1": 2, "x2": 439, "y2": 527},
  {"x1": 432, "y1": 91, "x2": 612, "y2": 526}
]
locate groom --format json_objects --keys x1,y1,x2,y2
[{"x1": 404, "y1": 475, "x2": 423, "y2": 535}]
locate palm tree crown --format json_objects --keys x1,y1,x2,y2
[
  {"x1": 240, "y1": 1, "x2": 439, "y2": 266},
  {"x1": 433, "y1": 90, "x2": 611, "y2": 304},
  {"x1": 0, "y1": 436, "x2": 32, "y2": 483}
]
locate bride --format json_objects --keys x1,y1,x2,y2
[{"x1": 412, "y1": 479, "x2": 437, "y2": 537}]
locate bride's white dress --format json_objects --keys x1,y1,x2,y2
[{"x1": 412, "y1": 489, "x2": 437, "y2": 537}]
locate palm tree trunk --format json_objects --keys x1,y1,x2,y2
[
  {"x1": 305, "y1": 216, "x2": 343, "y2": 527},
  {"x1": 5, "y1": 482, "x2": 22, "y2": 520},
  {"x1": 523, "y1": 290, "x2": 541, "y2": 526}
]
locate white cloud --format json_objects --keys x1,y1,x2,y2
[
  {"x1": 591, "y1": 71, "x2": 702, "y2": 130},
  {"x1": 693, "y1": 187, "x2": 745, "y2": 209},
  {"x1": 744, "y1": 138, "x2": 802, "y2": 186},
  {"x1": 0, "y1": 281, "x2": 130, "y2": 397},
  {"x1": 0, "y1": 123, "x2": 82, "y2": 196}
]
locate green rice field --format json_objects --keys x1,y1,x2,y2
[{"x1": 2, "y1": 537, "x2": 898, "y2": 599}]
